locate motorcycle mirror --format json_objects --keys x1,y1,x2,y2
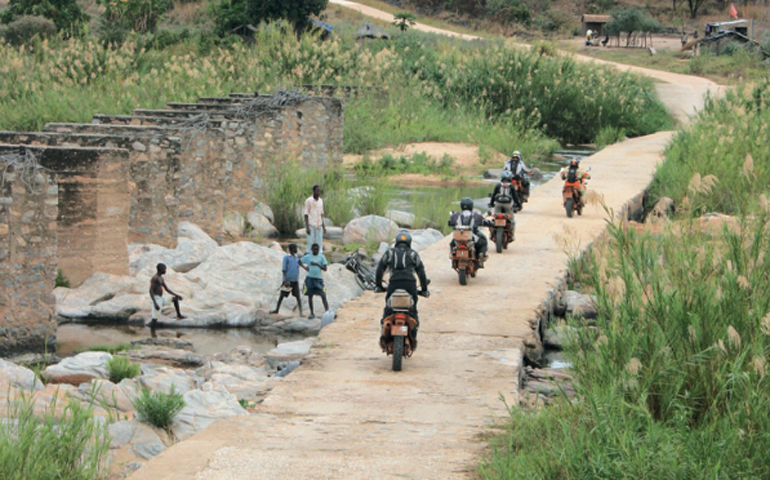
[
  {"x1": 529, "y1": 163, "x2": 534, "y2": 168},
  {"x1": 587, "y1": 166, "x2": 592, "y2": 172}
]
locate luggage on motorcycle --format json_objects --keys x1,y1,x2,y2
[
  {"x1": 567, "y1": 165, "x2": 579, "y2": 183},
  {"x1": 388, "y1": 290, "x2": 413, "y2": 309},
  {"x1": 453, "y1": 229, "x2": 472, "y2": 243}
]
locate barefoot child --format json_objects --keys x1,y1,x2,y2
[
  {"x1": 150, "y1": 263, "x2": 187, "y2": 324},
  {"x1": 270, "y1": 243, "x2": 304, "y2": 317},
  {"x1": 300, "y1": 243, "x2": 329, "y2": 319}
]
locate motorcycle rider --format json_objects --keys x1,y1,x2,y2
[
  {"x1": 559, "y1": 158, "x2": 591, "y2": 204},
  {"x1": 374, "y1": 231, "x2": 430, "y2": 349},
  {"x1": 503, "y1": 151, "x2": 532, "y2": 203},
  {"x1": 448, "y1": 197, "x2": 489, "y2": 260},
  {"x1": 489, "y1": 170, "x2": 520, "y2": 214}
]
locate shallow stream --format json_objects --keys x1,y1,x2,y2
[{"x1": 57, "y1": 148, "x2": 594, "y2": 357}]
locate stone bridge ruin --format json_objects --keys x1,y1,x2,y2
[{"x1": 0, "y1": 90, "x2": 343, "y2": 356}]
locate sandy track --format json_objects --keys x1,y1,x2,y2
[{"x1": 129, "y1": 5, "x2": 721, "y2": 480}]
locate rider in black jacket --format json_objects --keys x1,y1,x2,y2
[
  {"x1": 375, "y1": 231, "x2": 430, "y2": 348},
  {"x1": 448, "y1": 197, "x2": 489, "y2": 259}
]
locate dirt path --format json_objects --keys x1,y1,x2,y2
[{"x1": 129, "y1": 7, "x2": 721, "y2": 480}]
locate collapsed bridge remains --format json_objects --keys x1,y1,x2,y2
[{"x1": 0, "y1": 90, "x2": 344, "y2": 356}]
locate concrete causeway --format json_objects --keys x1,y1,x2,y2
[{"x1": 129, "y1": 4, "x2": 721, "y2": 479}]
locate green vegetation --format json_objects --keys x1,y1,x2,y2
[
  {"x1": 482, "y1": 80, "x2": 770, "y2": 480},
  {"x1": 355, "y1": 152, "x2": 455, "y2": 177},
  {"x1": 605, "y1": 7, "x2": 663, "y2": 45},
  {"x1": 77, "y1": 342, "x2": 133, "y2": 354},
  {"x1": 593, "y1": 125, "x2": 626, "y2": 151},
  {"x1": 0, "y1": 394, "x2": 110, "y2": 479},
  {"x1": 0, "y1": 15, "x2": 56, "y2": 45},
  {"x1": 0, "y1": 0, "x2": 88, "y2": 36},
  {"x1": 106, "y1": 355, "x2": 141, "y2": 383},
  {"x1": 0, "y1": 23, "x2": 669, "y2": 149},
  {"x1": 133, "y1": 385, "x2": 185, "y2": 431},
  {"x1": 649, "y1": 83, "x2": 770, "y2": 216},
  {"x1": 392, "y1": 12, "x2": 416, "y2": 32},
  {"x1": 213, "y1": 0, "x2": 328, "y2": 35},
  {"x1": 55, "y1": 268, "x2": 70, "y2": 288}
]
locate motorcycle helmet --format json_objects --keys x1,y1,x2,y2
[
  {"x1": 569, "y1": 159, "x2": 579, "y2": 167},
  {"x1": 460, "y1": 197, "x2": 474, "y2": 211},
  {"x1": 394, "y1": 230, "x2": 412, "y2": 248},
  {"x1": 501, "y1": 170, "x2": 513, "y2": 182},
  {"x1": 512, "y1": 150, "x2": 522, "y2": 161}
]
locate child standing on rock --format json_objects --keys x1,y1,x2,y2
[
  {"x1": 301, "y1": 243, "x2": 329, "y2": 319},
  {"x1": 270, "y1": 243, "x2": 304, "y2": 317}
]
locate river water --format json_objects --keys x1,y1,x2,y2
[{"x1": 56, "y1": 148, "x2": 593, "y2": 358}]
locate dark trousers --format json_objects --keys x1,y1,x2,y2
[{"x1": 381, "y1": 279, "x2": 420, "y2": 342}]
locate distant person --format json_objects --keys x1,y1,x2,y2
[
  {"x1": 301, "y1": 243, "x2": 329, "y2": 319},
  {"x1": 270, "y1": 243, "x2": 303, "y2": 317},
  {"x1": 585, "y1": 29, "x2": 593, "y2": 46},
  {"x1": 304, "y1": 185, "x2": 326, "y2": 254},
  {"x1": 150, "y1": 263, "x2": 186, "y2": 324},
  {"x1": 602, "y1": 34, "x2": 609, "y2": 47}
]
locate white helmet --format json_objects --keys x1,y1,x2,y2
[{"x1": 512, "y1": 150, "x2": 522, "y2": 160}]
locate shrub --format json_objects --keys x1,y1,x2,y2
[
  {"x1": 106, "y1": 355, "x2": 141, "y2": 383},
  {"x1": 96, "y1": 0, "x2": 172, "y2": 34},
  {"x1": 0, "y1": 15, "x2": 56, "y2": 45},
  {"x1": 593, "y1": 126, "x2": 626, "y2": 150},
  {"x1": 132, "y1": 386, "x2": 185, "y2": 430},
  {"x1": 55, "y1": 268, "x2": 70, "y2": 288},
  {"x1": 0, "y1": 394, "x2": 110, "y2": 479},
  {"x1": 0, "y1": 0, "x2": 88, "y2": 36}
]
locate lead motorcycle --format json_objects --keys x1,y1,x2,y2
[
  {"x1": 377, "y1": 285, "x2": 429, "y2": 372},
  {"x1": 563, "y1": 166, "x2": 591, "y2": 218}
]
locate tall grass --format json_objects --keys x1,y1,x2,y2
[
  {"x1": 0, "y1": 26, "x2": 668, "y2": 148},
  {"x1": 106, "y1": 355, "x2": 141, "y2": 383},
  {"x1": 481, "y1": 211, "x2": 770, "y2": 478},
  {"x1": 133, "y1": 386, "x2": 185, "y2": 431},
  {"x1": 648, "y1": 82, "x2": 770, "y2": 216},
  {"x1": 0, "y1": 394, "x2": 110, "y2": 479}
]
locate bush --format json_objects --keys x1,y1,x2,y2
[
  {"x1": 0, "y1": 15, "x2": 56, "y2": 45},
  {"x1": 0, "y1": 0, "x2": 88, "y2": 36},
  {"x1": 0, "y1": 394, "x2": 110, "y2": 479},
  {"x1": 54, "y1": 268, "x2": 70, "y2": 288},
  {"x1": 132, "y1": 386, "x2": 185, "y2": 430},
  {"x1": 96, "y1": 0, "x2": 172, "y2": 34},
  {"x1": 593, "y1": 125, "x2": 626, "y2": 150},
  {"x1": 106, "y1": 355, "x2": 141, "y2": 383},
  {"x1": 485, "y1": 0, "x2": 530, "y2": 25}
]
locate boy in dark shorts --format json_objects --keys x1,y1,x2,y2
[
  {"x1": 149, "y1": 263, "x2": 186, "y2": 324},
  {"x1": 300, "y1": 243, "x2": 329, "y2": 319},
  {"x1": 270, "y1": 243, "x2": 303, "y2": 317}
]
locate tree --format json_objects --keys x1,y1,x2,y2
[
  {"x1": 214, "y1": 0, "x2": 328, "y2": 36},
  {"x1": 393, "y1": 12, "x2": 416, "y2": 32},
  {"x1": 605, "y1": 8, "x2": 663, "y2": 46},
  {"x1": 0, "y1": 0, "x2": 89, "y2": 36},
  {"x1": 686, "y1": 0, "x2": 708, "y2": 18}
]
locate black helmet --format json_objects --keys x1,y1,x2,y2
[
  {"x1": 460, "y1": 197, "x2": 474, "y2": 211},
  {"x1": 394, "y1": 230, "x2": 412, "y2": 247}
]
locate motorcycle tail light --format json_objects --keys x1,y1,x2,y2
[
  {"x1": 395, "y1": 314, "x2": 406, "y2": 320},
  {"x1": 459, "y1": 244, "x2": 467, "y2": 249}
]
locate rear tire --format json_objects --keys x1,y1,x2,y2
[
  {"x1": 577, "y1": 201, "x2": 583, "y2": 216},
  {"x1": 496, "y1": 229, "x2": 503, "y2": 253},
  {"x1": 392, "y1": 336, "x2": 404, "y2": 371},
  {"x1": 565, "y1": 198, "x2": 574, "y2": 218},
  {"x1": 354, "y1": 274, "x2": 367, "y2": 290},
  {"x1": 459, "y1": 269, "x2": 467, "y2": 285}
]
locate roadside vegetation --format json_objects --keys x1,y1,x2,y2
[
  {"x1": 481, "y1": 82, "x2": 770, "y2": 479},
  {"x1": 0, "y1": 394, "x2": 110, "y2": 479}
]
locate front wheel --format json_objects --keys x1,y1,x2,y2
[
  {"x1": 577, "y1": 198, "x2": 583, "y2": 216},
  {"x1": 458, "y1": 269, "x2": 467, "y2": 286},
  {"x1": 392, "y1": 336, "x2": 404, "y2": 371},
  {"x1": 496, "y1": 228, "x2": 503, "y2": 253},
  {"x1": 565, "y1": 197, "x2": 574, "y2": 218}
]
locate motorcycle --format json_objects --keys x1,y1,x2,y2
[
  {"x1": 343, "y1": 252, "x2": 381, "y2": 291},
  {"x1": 451, "y1": 225, "x2": 482, "y2": 285},
  {"x1": 563, "y1": 166, "x2": 591, "y2": 218},
  {"x1": 486, "y1": 207, "x2": 515, "y2": 254},
  {"x1": 503, "y1": 163, "x2": 535, "y2": 206},
  {"x1": 377, "y1": 284, "x2": 429, "y2": 372}
]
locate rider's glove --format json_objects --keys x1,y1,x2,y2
[{"x1": 487, "y1": 202, "x2": 493, "y2": 208}]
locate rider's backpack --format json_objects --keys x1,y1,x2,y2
[
  {"x1": 567, "y1": 165, "x2": 579, "y2": 183},
  {"x1": 496, "y1": 183, "x2": 513, "y2": 204},
  {"x1": 390, "y1": 246, "x2": 416, "y2": 272}
]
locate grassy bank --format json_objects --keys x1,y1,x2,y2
[
  {"x1": 648, "y1": 82, "x2": 770, "y2": 216},
  {"x1": 0, "y1": 23, "x2": 669, "y2": 150},
  {"x1": 481, "y1": 83, "x2": 770, "y2": 479}
]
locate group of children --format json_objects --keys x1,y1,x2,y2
[{"x1": 270, "y1": 242, "x2": 329, "y2": 319}]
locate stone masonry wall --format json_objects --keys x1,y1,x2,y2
[
  {"x1": 0, "y1": 145, "x2": 130, "y2": 288},
  {"x1": 0, "y1": 131, "x2": 180, "y2": 248},
  {"x1": 0, "y1": 149, "x2": 58, "y2": 355}
]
